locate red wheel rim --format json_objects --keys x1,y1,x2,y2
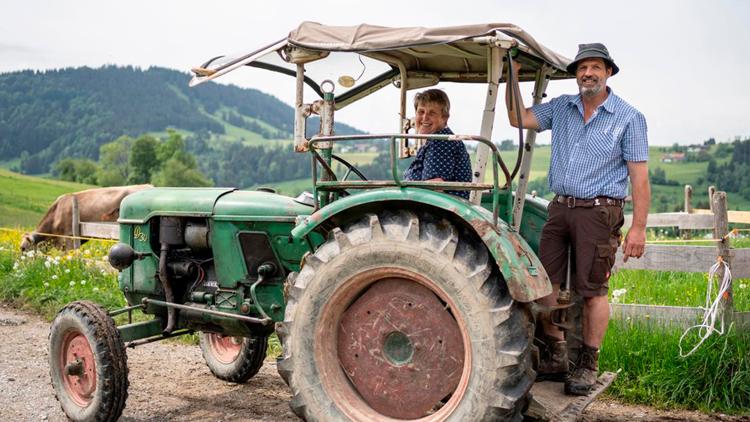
[
  {"x1": 59, "y1": 330, "x2": 97, "y2": 407},
  {"x1": 207, "y1": 334, "x2": 243, "y2": 364},
  {"x1": 316, "y1": 268, "x2": 471, "y2": 421}
]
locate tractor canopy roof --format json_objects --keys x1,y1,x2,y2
[{"x1": 190, "y1": 22, "x2": 573, "y2": 102}]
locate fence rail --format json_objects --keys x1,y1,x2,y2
[
  {"x1": 71, "y1": 197, "x2": 119, "y2": 248},
  {"x1": 611, "y1": 186, "x2": 748, "y2": 328}
]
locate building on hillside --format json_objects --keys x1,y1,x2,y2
[{"x1": 661, "y1": 152, "x2": 686, "y2": 163}]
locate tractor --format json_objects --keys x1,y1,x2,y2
[{"x1": 49, "y1": 22, "x2": 614, "y2": 421}]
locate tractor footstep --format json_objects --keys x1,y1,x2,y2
[{"x1": 526, "y1": 371, "x2": 617, "y2": 421}]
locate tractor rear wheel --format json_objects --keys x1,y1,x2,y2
[
  {"x1": 277, "y1": 210, "x2": 534, "y2": 421},
  {"x1": 199, "y1": 332, "x2": 268, "y2": 383},
  {"x1": 49, "y1": 300, "x2": 128, "y2": 422}
]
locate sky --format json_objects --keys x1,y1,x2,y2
[{"x1": 2, "y1": 0, "x2": 749, "y2": 146}]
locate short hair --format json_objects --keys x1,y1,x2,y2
[{"x1": 414, "y1": 89, "x2": 450, "y2": 118}]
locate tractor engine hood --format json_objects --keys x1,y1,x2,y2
[{"x1": 118, "y1": 188, "x2": 312, "y2": 224}]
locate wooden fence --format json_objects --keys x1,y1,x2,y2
[
  {"x1": 613, "y1": 186, "x2": 750, "y2": 328},
  {"x1": 70, "y1": 196, "x2": 119, "y2": 248}
]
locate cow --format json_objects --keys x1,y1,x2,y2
[{"x1": 20, "y1": 184, "x2": 153, "y2": 251}]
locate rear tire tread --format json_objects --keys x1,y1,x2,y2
[{"x1": 278, "y1": 210, "x2": 534, "y2": 421}]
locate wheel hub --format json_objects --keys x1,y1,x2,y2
[
  {"x1": 60, "y1": 331, "x2": 96, "y2": 406},
  {"x1": 207, "y1": 334, "x2": 243, "y2": 364},
  {"x1": 383, "y1": 331, "x2": 414, "y2": 365},
  {"x1": 337, "y1": 278, "x2": 464, "y2": 419}
]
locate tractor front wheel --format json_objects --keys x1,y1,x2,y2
[
  {"x1": 199, "y1": 332, "x2": 268, "y2": 383},
  {"x1": 49, "y1": 300, "x2": 128, "y2": 422},
  {"x1": 278, "y1": 210, "x2": 535, "y2": 421}
]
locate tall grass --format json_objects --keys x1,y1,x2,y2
[
  {"x1": 0, "y1": 230, "x2": 124, "y2": 319},
  {"x1": 602, "y1": 320, "x2": 750, "y2": 413}
]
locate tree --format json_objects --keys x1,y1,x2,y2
[
  {"x1": 97, "y1": 136, "x2": 133, "y2": 186},
  {"x1": 498, "y1": 139, "x2": 515, "y2": 151},
  {"x1": 52, "y1": 158, "x2": 99, "y2": 184},
  {"x1": 151, "y1": 157, "x2": 213, "y2": 187},
  {"x1": 127, "y1": 135, "x2": 159, "y2": 184}
]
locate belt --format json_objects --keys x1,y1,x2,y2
[{"x1": 553, "y1": 194, "x2": 624, "y2": 208}]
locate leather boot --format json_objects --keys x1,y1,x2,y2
[
  {"x1": 565, "y1": 344, "x2": 599, "y2": 396},
  {"x1": 536, "y1": 337, "x2": 569, "y2": 382}
]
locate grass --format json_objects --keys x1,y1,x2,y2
[
  {"x1": 256, "y1": 178, "x2": 311, "y2": 197},
  {"x1": 602, "y1": 321, "x2": 750, "y2": 413},
  {"x1": 0, "y1": 229, "x2": 124, "y2": 319},
  {"x1": 0, "y1": 168, "x2": 93, "y2": 227},
  {"x1": 609, "y1": 269, "x2": 750, "y2": 311}
]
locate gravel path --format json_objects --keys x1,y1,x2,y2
[{"x1": 0, "y1": 304, "x2": 745, "y2": 422}]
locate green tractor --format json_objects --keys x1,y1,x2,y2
[{"x1": 49, "y1": 22, "x2": 613, "y2": 421}]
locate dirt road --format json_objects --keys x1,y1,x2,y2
[{"x1": 0, "y1": 304, "x2": 744, "y2": 421}]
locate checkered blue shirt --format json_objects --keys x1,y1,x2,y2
[
  {"x1": 531, "y1": 88, "x2": 648, "y2": 199},
  {"x1": 403, "y1": 127, "x2": 472, "y2": 199}
]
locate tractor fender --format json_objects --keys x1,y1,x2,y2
[{"x1": 290, "y1": 189, "x2": 552, "y2": 302}]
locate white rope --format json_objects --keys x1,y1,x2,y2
[{"x1": 678, "y1": 259, "x2": 732, "y2": 357}]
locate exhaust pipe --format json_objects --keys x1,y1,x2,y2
[{"x1": 158, "y1": 241, "x2": 177, "y2": 334}]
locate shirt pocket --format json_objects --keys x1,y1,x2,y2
[{"x1": 586, "y1": 129, "x2": 616, "y2": 158}]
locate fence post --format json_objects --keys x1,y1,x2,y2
[
  {"x1": 708, "y1": 185, "x2": 716, "y2": 212},
  {"x1": 683, "y1": 185, "x2": 693, "y2": 239},
  {"x1": 71, "y1": 196, "x2": 81, "y2": 249},
  {"x1": 684, "y1": 184, "x2": 693, "y2": 213},
  {"x1": 712, "y1": 191, "x2": 733, "y2": 319}
]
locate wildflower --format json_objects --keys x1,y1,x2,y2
[
  {"x1": 84, "y1": 250, "x2": 91, "y2": 256},
  {"x1": 64, "y1": 268, "x2": 70, "y2": 274},
  {"x1": 741, "y1": 283, "x2": 747, "y2": 289},
  {"x1": 20, "y1": 255, "x2": 26, "y2": 261},
  {"x1": 80, "y1": 280, "x2": 87, "y2": 286},
  {"x1": 13, "y1": 262, "x2": 19, "y2": 270},
  {"x1": 44, "y1": 261, "x2": 51, "y2": 268},
  {"x1": 69, "y1": 281, "x2": 74, "y2": 286},
  {"x1": 51, "y1": 275, "x2": 58, "y2": 280},
  {"x1": 43, "y1": 282, "x2": 50, "y2": 287},
  {"x1": 92, "y1": 287, "x2": 99, "y2": 292}
]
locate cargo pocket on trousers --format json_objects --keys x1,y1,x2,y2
[{"x1": 589, "y1": 244, "x2": 615, "y2": 285}]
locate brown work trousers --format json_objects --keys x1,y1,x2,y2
[{"x1": 539, "y1": 200, "x2": 624, "y2": 297}]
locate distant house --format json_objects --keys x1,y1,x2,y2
[
  {"x1": 353, "y1": 143, "x2": 378, "y2": 153},
  {"x1": 661, "y1": 152, "x2": 686, "y2": 163}
]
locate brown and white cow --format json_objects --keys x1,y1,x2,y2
[{"x1": 20, "y1": 184, "x2": 152, "y2": 251}]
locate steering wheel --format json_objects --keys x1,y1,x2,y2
[{"x1": 331, "y1": 154, "x2": 368, "y2": 181}]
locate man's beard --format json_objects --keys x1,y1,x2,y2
[{"x1": 578, "y1": 77, "x2": 604, "y2": 97}]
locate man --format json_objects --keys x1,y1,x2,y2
[
  {"x1": 403, "y1": 89, "x2": 472, "y2": 199},
  {"x1": 505, "y1": 43, "x2": 650, "y2": 395}
]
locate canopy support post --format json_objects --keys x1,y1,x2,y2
[
  {"x1": 294, "y1": 63, "x2": 309, "y2": 152},
  {"x1": 511, "y1": 65, "x2": 551, "y2": 231},
  {"x1": 470, "y1": 45, "x2": 502, "y2": 205}
]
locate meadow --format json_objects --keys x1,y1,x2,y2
[{"x1": 0, "y1": 169, "x2": 93, "y2": 227}]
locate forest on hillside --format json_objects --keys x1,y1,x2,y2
[{"x1": 0, "y1": 66, "x2": 361, "y2": 176}]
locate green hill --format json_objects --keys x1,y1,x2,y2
[
  {"x1": 0, "y1": 168, "x2": 93, "y2": 227},
  {"x1": 0, "y1": 66, "x2": 363, "y2": 175}
]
